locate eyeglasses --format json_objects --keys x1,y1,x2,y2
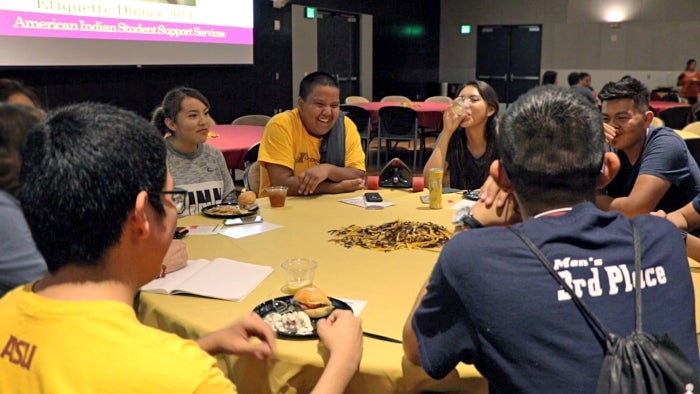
[{"x1": 148, "y1": 189, "x2": 187, "y2": 214}]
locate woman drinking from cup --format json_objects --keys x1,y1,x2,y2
[{"x1": 422, "y1": 80, "x2": 500, "y2": 190}]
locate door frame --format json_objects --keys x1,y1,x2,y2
[{"x1": 291, "y1": 5, "x2": 372, "y2": 105}]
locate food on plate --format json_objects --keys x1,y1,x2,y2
[
  {"x1": 206, "y1": 205, "x2": 242, "y2": 216},
  {"x1": 263, "y1": 311, "x2": 314, "y2": 335},
  {"x1": 328, "y1": 220, "x2": 451, "y2": 252},
  {"x1": 293, "y1": 287, "x2": 334, "y2": 318},
  {"x1": 238, "y1": 190, "x2": 257, "y2": 206}
]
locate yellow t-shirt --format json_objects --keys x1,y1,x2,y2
[
  {"x1": 0, "y1": 284, "x2": 235, "y2": 393},
  {"x1": 258, "y1": 108, "x2": 366, "y2": 196}
]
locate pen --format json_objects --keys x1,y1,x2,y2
[{"x1": 363, "y1": 332, "x2": 402, "y2": 344}]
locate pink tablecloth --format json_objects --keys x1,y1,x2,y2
[
  {"x1": 207, "y1": 125, "x2": 264, "y2": 170},
  {"x1": 351, "y1": 101, "x2": 450, "y2": 130},
  {"x1": 649, "y1": 101, "x2": 691, "y2": 116}
]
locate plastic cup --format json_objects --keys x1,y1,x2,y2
[
  {"x1": 265, "y1": 186, "x2": 288, "y2": 208},
  {"x1": 450, "y1": 101, "x2": 466, "y2": 116},
  {"x1": 280, "y1": 258, "x2": 317, "y2": 294}
]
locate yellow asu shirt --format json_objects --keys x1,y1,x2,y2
[
  {"x1": 0, "y1": 284, "x2": 235, "y2": 393},
  {"x1": 258, "y1": 108, "x2": 366, "y2": 196}
]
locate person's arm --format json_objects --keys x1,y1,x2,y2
[
  {"x1": 311, "y1": 310, "x2": 363, "y2": 394},
  {"x1": 666, "y1": 201, "x2": 700, "y2": 231},
  {"x1": 267, "y1": 163, "x2": 365, "y2": 196},
  {"x1": 597, "y1": 174, "x2": 670, "y2": 217},
  {"x1": 422, "y1": 109, "x2": 467, "y2": 183},
  {"x1": 196, "y1": 312, "x2": 275, "y2": 360},
  {"x1": 216, "y1": 149, "x2": 236, "y2": 201}
]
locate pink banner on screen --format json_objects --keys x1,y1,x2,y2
[{"x1": 0, "y1": 10, "x2": 252, "y2": 45}]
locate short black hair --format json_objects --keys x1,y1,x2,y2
[
  {"x1": 499, "y1": 86, "x2": 604, "y2": 212},
  {"x1": 151, "y1": 86, "x2": 210, "y2": 136},
  {"x1": 19, "y1": 103, "x2": 167, "y2": 273},
  {"x1": 298, "y1": 72, "x2": 339, "y2": 100},
  {"x1": 542, "y1": 70, "x2": 557, "y2": 85},
  {"x1": 598, "y1": 77, "x2": 650, "y2": 112},
  {"x1": 567, "y1": 72, "x2": 581, "y2": 86}
]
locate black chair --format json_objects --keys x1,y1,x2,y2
[
  {"x1": 661, "y1": 93, "x2": 680, "y2": 102},
  {"x1": 340, "y1": 104, "x2": 374, "y2": 167},
  {"x1": 243, "y1": 141, "x2": 260, "y2": 168},
  {"x1": 659, "y1": 106, "x2": 692, "y2": 129},
  {"x1": 376, "y1": 106, "x2": 419, "y2": 169}
]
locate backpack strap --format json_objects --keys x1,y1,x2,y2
[
  {"x1": 508, "y1": 223, "x2": 641, "y2": 342},
  {"x1": 319, "y1": 112, "x2": 346, "y2": 167},
  {"x1": 632, "y1": 221, "x2": 643, "y2": 333}
]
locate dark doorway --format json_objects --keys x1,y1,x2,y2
[
  {"x1": 317, "y1": 10, "x2": 360, "y2": 101},
  {"x1": 476, "y1": 25, "x2": 542, "y2": 104}
]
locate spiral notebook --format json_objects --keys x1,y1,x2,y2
[{"x1": 141, "y1": 258, "x2": 273, "y2": 301}]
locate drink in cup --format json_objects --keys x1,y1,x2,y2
[
  {"x1": 428, "y1": 167, "x2": 443, "y2": 209},
  {"x1": 265, "y1": 186, "x2": 288, "y2": 208},
  {"x1": 450, "y1": 101, "x2": 466, "y2": 116},
  {"x1": 281, "y1": 258, "x2": 317, "y2": 294}
]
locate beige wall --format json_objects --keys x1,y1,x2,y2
[
  {"x1": 440, "y1": 0, "x2": 700, "y2": 90},
  {"x1": 291, "y1": 5, "x2": 373, "y2": 105}
]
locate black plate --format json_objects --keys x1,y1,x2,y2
[
  {"x1": 201, "y1": 202, "x2": 259, "y2": 218},
  {"x1": 254, "y1": 296, "x2": 353, "y2": 339}
]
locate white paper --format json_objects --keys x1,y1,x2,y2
[
  {"x1": 141, "y1": 258, "x2": 273, "y2": 301},
  {"x1": 450, "y1": 199, "x2": 477, "y2": 211},
  {"x1": 218, "y1": 222, "x2": 283, "y2": 239},
  {"x1": 337, "y1": 298, "x2": 367, "y2": 316},
  {"x1": 339, "y1": 196, "x2": 395, "y2": 209}
]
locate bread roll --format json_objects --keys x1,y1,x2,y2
[
  {"x1": 238, "y1": 190, "x2": 257, "y2": 206},
  {"x1": 293, "y1": 287, "x2": 333, "y2": 318}
]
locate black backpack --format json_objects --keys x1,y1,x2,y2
[{"x1": 510, "y1": 223, "x2": 700, "y2": 393}]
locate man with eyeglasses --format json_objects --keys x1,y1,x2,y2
[
  {"x1": 596, "y1": 77, "x2": 700, "y2": 219},
  {"x1": 0, "y1": 102, "x2": 363, "y2": 393}
]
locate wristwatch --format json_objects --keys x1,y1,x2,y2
[{"x1": 452, "y1": 206, "x2": 484, "y2": 229}]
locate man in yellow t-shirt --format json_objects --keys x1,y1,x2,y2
[
  {"x1": 259, "y1": 71, "x2": 366, "y2": 196},
  {"x1": 0, "y1": 102, "x2": 363, "y2": 393}
]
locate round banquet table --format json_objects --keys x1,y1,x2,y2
[
  {"x1": 206, "y1": 124, "x2": 264, "y2": 171},
  {"x1": 649, "y1": 100, "x2": 691, "y2": 116},
  {"x1": 137, "y1": 189, "x2": 488, "y2": 394}
]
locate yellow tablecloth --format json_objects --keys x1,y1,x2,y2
[{"x1": 137, "y1": 189, "x2": 488, "y2": 394}]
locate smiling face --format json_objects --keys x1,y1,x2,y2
[
  {"x1": 297, "y1": 84, "x2": 341, "y2": 138},
  {"x1": 455, "y1": 85, "x2": 495, "y2": 130},
  {"x1": 601, "y1": 98, "x2": 652, "y2": 153},
  {"x1": 165, "y1": 96, "x2": 211, "y2": 148}
]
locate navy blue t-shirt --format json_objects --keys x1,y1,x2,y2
[
  {"x1": 412, "y1": 202, "x2": 699, "y2": 393},
  {"x1": 604, "y1": 126, "x2": 700, "y2": 213}
]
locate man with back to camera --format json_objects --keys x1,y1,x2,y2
[
  {"x1": 596, "y1": 77, "x2": 700, "y2": 218},
  {"x1": 258, "y1": 71, "x2": 366, "y2": 196},
  {"x1": 0, "y1": 102, "x2": 363, "y2": 393},
  {"x1": 402, "y1": 86, "x2": 699, "y2": 393}
]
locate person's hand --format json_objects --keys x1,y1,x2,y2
[
  {"x1": 471, "y1": 193, "x2": 521, "y2": 227},
  {"x1": 603, "y1": 122, "x2": 618, "y2": 146},
  {"x1": 298, "y1": 166, "x2": 331, "y2": 195},
  {"x1": 478, "y1": 175, "x2": 511, "y2": 209},
  {"x1": 441, "y1": 106, "x2": 468, "y2": 135},
  {"x1": 336, "y1": 178, "x2": 365, "y2": 193},
  {"x1": 197, "y1": 312, "x2": 276, "y2": 359},
  {"x1": 316, "y1": 309, "x2": 363, "y2": 367},
  {"x1": 162, "y1": 239, "x2": 187, "y2": 274},
  {"x1": 649, "y1": 210, "x2": 667, "y2": 219}
]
